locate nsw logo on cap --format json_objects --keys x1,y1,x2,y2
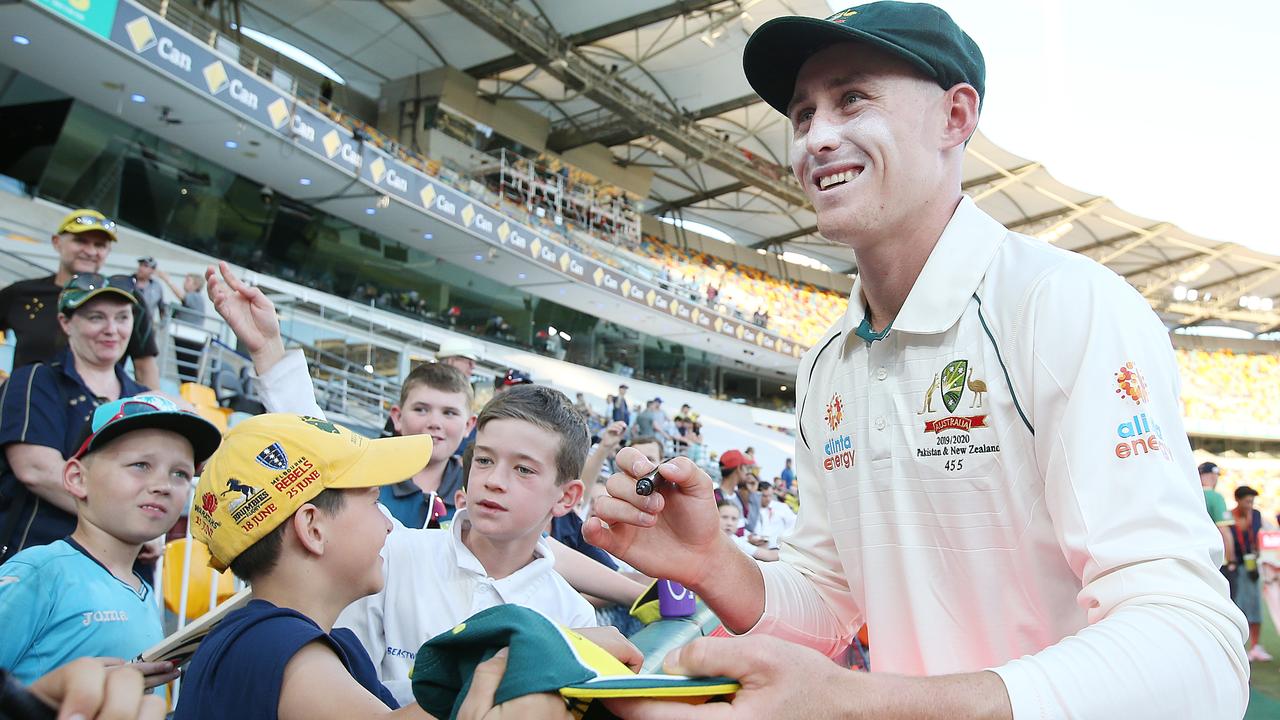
[
  {"x1": 826, "y1": 8, "x2": 858, "y2": 23},
  {"x1": 255, "y1": 443, "x2": 289, "y2": 471}
]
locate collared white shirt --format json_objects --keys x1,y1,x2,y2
[
  {"x1": 747, "y1": 197, "x2": 1248, "y2": 719},
  {"x1": 336, "y1": 511, "x2": 597, "y2": 706},
  {"x1": 755, "y1": 501, "x2": 797, "y2": 549}
]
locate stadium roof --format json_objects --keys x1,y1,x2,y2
[{"x1": 236, "y1": 0, "x2": 1280, "y2": 335}]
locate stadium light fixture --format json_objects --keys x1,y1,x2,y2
[
  {"x1": 1173, "y1": 285, "x2": 1188, "y2": 301},
  {"x1": 517, "y1": 273, "x2": 527, "y2": 279},
  {"x1": 559, "y1": 331, "x2": 572, "y2": 341},
  {"x1": 130, "y1": 93, "x2": 146, "y2": 103},
  {"x1": 365, "y1": 208, "x2": 376, "y2": 215},
  {"x1": 474, "y1": 254, "x2": 484, "y2": 261},
  {"x1": 12, "y1": 35, "x2": 30, "y2": 45},
  {"x1": 423, "y1": 233, "x2": 433, "y2": 240},
  {"x1": 1186, "y1": 289, "x2": 1198, "y2": 301},
  {"x1": 299, "y1": 178, "x2": 312, "y2": 186},
  {"x1": 224, "y1": 140, "x2": 238, "y2": 149},
  {"x1": 238, "y1": 26, "x2": 346, "y2": 85},
  {"x1": 363, "y1": 364, "x2": 374, "y2": 373},
  {"x1": 548, "y1": 325, "x2": 558, "y2": 335}
]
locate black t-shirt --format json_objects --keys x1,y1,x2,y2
[
  {"x1": 173, "y1": 599, "x2": 398, "y2": 720},
  {"x1": 0, "y1": 275, "x2": 157, "y2": 368}
]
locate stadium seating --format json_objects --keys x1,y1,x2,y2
[{"x1": 1177, "y1": 348, "x2": 1280, "y2": 430}]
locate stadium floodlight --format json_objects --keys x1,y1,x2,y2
[
  {"x1": 1173, "y1": 285, "x2": 1188, "y2": 301},
  {"x1": 238, "y1": 26, "x2": 345, "y2": 86},
  {"x1": 299, "y1": 178, "x2": 312, "y2": 186},
  {"x1": 365, "y1": 208, "x2": 376, "y2": 215},
  {"x1": 12, "y1": 35, "x2": 30, "y2": 45},
  {"x1": 130, "y1": 94, "x2": 146, "y2": 103},
  {"x1": 559, "y1": 332, "x2": 572, "y2": 342},
  {"x1": 224, "y1": 140, "x2": 238, "y2": 149},
  {"x1": 548, "y1": 325, "x2": 558, "y2": 335}
]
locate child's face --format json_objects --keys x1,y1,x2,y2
[
  {"x1": 74, "y1": 429, "x2": 192, "y2": 544},
  {"x1": 392, "y1": 385, "x2": 473, "y2": 465},
  {"x1": 718, "y1": 505, "x2": 741, "y2": 536},
  {"x1": 324, "y1": 487, "x2": 393, "y2": 596},
  {"x1": 466, "y1": 418, "x2": 582, "y2": 543}
]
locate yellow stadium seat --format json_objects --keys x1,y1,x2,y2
[
  {"x1": 162, "y1": 539, "x2": 237, "y2": 619},
  {"x1": 180, "y1": 382, "x2": 218, "y2": 409}
]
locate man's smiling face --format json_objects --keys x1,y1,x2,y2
[{"x1": 788, "y1": 42, "x2": 951, "y2": 250}]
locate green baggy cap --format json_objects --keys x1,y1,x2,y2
[{"x1": 411, "y1": 604, "x2": 739, "y2": 719}]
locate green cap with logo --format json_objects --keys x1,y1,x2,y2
[
  {"x1": 742, "y1": 1, "x2": 985, "y2": 116},
  {"x1": 412, "y1": 605, "x2": 739, "y2": 719}
]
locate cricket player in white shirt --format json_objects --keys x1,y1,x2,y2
[{"x1": 585, "y1": 3, "x2": 1249, "y2": 719}]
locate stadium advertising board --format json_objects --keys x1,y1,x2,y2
[{"x1": 37, "y1": 0, "x2": 803, "y2": 360}]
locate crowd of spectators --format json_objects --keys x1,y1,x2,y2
[
  {"x1": 1178, "y1": 348, "x2": 1280, "y2": 429},
  {"x1": 303, "y1": 97, "x2": 850, "y2": 349},
  {"x1": 0, "y1": 241, "x2": 809, "y2": 714}
]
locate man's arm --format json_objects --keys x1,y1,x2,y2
[{"x1": 991, "y1": 262, "x2": 1248, "y2": 719}]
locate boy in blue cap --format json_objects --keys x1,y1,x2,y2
[{"x1": 0, "y1": 394, "x2": 221, "y2": 685}]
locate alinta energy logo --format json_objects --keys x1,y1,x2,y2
[
  {"x1": 821, "y1": 393, "x2": 853, "y2": 472},
  {"x1": 1112, "y1": 361, "x2": 1168, "y2": 460},
  {"x1": 824, "y1": 394, "x2": 844, "y2": 431},
  {"x1": 1114, "y1": 362, "x2": 1149, "y2": 405}
]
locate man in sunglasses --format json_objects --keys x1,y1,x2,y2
[{"x1": 0, "y1": 210, "x2": 159, "y2": 388}]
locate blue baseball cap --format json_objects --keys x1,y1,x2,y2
[{"x1": 74, "y1": 394, "x2": 223, "y2": 464}]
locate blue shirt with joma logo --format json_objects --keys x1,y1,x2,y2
[{"x1": 0, "y1": 539, "x2": 162, "y2": 684}]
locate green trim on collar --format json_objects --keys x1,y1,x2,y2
[{"x1": 854, "y1": 313, "x2": 892, "y2": 344}]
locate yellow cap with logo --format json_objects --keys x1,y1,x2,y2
[
  {"x1": 190, "y1": 413, "x2": 432, "y2": 571},
  {"x1": 56, "y1": 209, "x2": 118, "y2": 241}
]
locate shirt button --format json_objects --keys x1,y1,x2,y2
[
  {"x1": 876, "y1": 367, "x2": 887, "y2": 381},
  {"x1": 875, "y1": 417, "x2": 886, "y2": 430}
]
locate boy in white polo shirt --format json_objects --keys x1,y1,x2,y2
[{"x1": 337, "y1": 384, "x2": 598, "y2": 704}]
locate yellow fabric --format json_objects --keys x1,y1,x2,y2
[
  {"x1": 628, "y1": 580, "x2": 662, "y2": 625},
  {"x1": 190, "y1": 414, "x2": 432, "y2": 570}
]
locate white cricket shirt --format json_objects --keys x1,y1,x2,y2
[
  {"x1": 336, "y1": 510, "x2": 597, "y2": 706},
  {"x1": 747, "y1": 197, "x2": 1249, "y2": 719}
]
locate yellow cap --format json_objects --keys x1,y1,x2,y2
[
  {"x1": 190, "y1": 414, "x2": 432, "y2": 570},
  {"x1": 56, "y1": 209, "x2": 118, "y2": 241}
]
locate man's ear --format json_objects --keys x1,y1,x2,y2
[
  {"x1": 940, "y1": 83, "x2": 981, "y2": 150},
  {"x1": 389, "y1": 405, "x2": 403, "y2": 435},
  {"x1": 465, "y1": 414, "x2": 477, "y2": 435},
  {"x1": 550, "y1": 479, "x2": 585, "y2": 518},
  {"x1": 63, "y1": 458, "x2": 90, "y2": 500}
]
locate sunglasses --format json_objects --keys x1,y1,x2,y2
[
  {"x1": 75, "y1": 396, "x2": 183, "y2": 458},
  {"x1": 62, "y1": 215, "x2": 117, "y2": 233},
  {"x1": 67, "y1": 273, "x2": 137, "y2": 295}
]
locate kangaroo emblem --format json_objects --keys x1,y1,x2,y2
[{"x1": 918, "y1": 374, "x2": 939, "y2": 415}]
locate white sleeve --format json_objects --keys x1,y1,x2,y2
[
  {"x1": 256, "y1": 349, "x2": 324, "y2": 417},
  {"x1": 569, "y1": 591, "x2": 600, "y2": 629},
  {"x1": 736, "y1": 342, "x2": 864, "y2": 658},
  {"x1": 991, "y1": 262, "x2": 1249, "y2": 720}
]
